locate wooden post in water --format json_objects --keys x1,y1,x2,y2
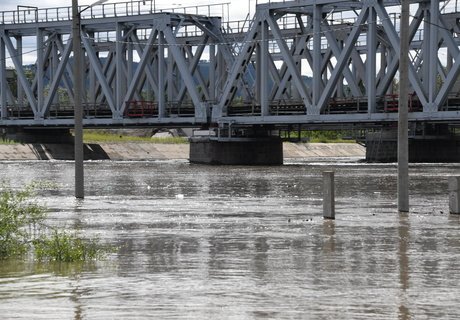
[
  {"x1": 449, "y1": 176, "x2": 460, "y2": 214},
  {"x1": 323, "y1": 171, "x2": 335, "y2": 219}
]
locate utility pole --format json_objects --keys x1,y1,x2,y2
[
  {"x1": 398, "y1": 0, "x2": 410, "y2": 212},
  {"x1": 72, "y1": 0, "x2": 108, "y2": 199},
  {"x1": 72, "y1": 0, "x2": 84, "y2": 199}
]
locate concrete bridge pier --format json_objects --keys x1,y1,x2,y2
[
  {"x1": 366, "y1": 124, "x2": 460, "y2": 162},
  {"x1": 189, "y1": 127, "x2": 283, "y2": 165}
]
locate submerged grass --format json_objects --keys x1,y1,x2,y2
[{"x1": 33, "y1": 231, "x2": 104, "y2": 262}]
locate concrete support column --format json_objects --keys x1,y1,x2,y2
[
  {"x1": 449, "y1": 177, "x2": 460, "y2": 214},
  {"x1": 323, "y1": 171, "x2": 335, "y2": 220},
  {"x1": 398, "y1": 0, "x2": 410, "y2": 213},
  {"x1": 72, "y1": 0, "x2": 84, "y2": 199}
]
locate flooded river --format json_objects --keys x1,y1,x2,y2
[{"x1": 0, "y1": 159, "x2": 459, "y2": 319}]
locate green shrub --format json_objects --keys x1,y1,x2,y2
[
  {"x1": 0, "y1": 182, "x2": 107, "y2": 262},
  {"x1": 33, "y1": 230, "x2": 103, "y2": 262},
  {"x1": 0, "y1": 184, "x2": 46, "y2": 258}
]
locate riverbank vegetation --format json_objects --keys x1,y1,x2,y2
[
  {"x1": 0, "y1": 138, "x2": 17, "y2": 145},
  {"x1": 84, "y1": 129, "x2": 356, "y2": 144},
  {"x1": 0, "y1": 182, "x2": 106, "y2": 262},
  {"x1": 83, "y1": 129, "x2": 188, "y2": 144},
  {"x1": 282, "y1": 130, "x2": 358, "y2": 143}
]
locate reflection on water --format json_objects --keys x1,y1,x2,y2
[
  {"x1": 398, "y1": 214, "x2": 410, "y2": 320},
  {"x1": 0, "y1": 160, "x2": 459, "y2": 319}
]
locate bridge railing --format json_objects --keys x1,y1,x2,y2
[
  {"x1": 0, "y1": 1, "x2": 230, "y2": 25},
  {"x1": 256, "y1": 0, "x2": 460, "y2": 13},
  {"x1": 224, "y1": 94, "x2": 460, "y2": 117}
]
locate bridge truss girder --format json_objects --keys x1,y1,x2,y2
[
  {"x1": 0, "y1": 0, "x2": 460, "y2": 128},
  {"x1": 213, "y1": 0, "x2": 460, "y2": 125},
  {"x1": 0, "y1": 11, "x2": 234, "y2": 125}
]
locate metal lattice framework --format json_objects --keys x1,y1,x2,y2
[
  {"x1": 0, "y1": 0, "x2": 460, "y2": 128},
  {"x1": 215, "y1": 0, "x2": 460, "y2": 126},
  {"x1": 0, "y1": 1, "x2": 233, "y2": 126}
]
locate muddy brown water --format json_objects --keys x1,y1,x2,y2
[{"x1": 0, "y1": 159, "x2": 459, "y2": 319}]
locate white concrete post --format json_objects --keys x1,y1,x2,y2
[
  {"x1": 323, "y1": 171, "x2": 335, "y2": 219},
  {"x1": 449, "y1": 176, "x2": 460, "y2": 214}
]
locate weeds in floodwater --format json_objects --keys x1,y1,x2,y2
[
  {"x1": 33, "y1": 231, "x2": 103, "y2": 262},
  {"x1": 0, "y1": 181, "x2": 107, "y2": 262}
]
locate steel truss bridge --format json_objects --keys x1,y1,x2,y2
[{"x1": 1, "y1": 0, "x2": 460, "y2": 132}]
